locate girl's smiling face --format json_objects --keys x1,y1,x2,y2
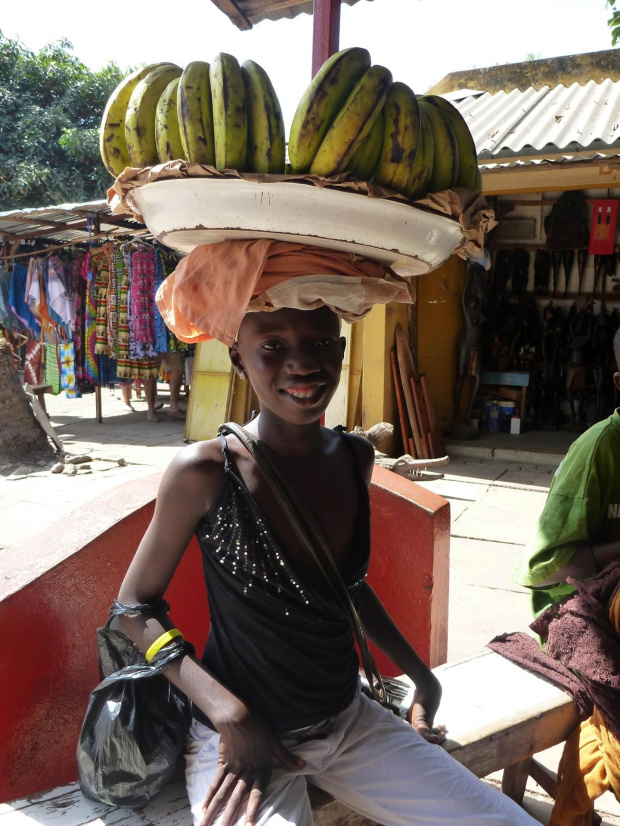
[{"x1": 230, "y1": 307, "x2": 346, "y2": 426}]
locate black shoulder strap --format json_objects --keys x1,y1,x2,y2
[{"x1": 219, "y1": 422, "x2": 385, "y2": 704}]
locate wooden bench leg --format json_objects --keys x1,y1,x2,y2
[
  {"x1": 502, "y1": 757, "x2": 531, "y2": 803},
  {"x1": 529, "y1": 758, "x2": 556, "y2": 798}
]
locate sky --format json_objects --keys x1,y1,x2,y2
[{"x1": 0, "y1": 0, "x2": 614, "y2": 127}]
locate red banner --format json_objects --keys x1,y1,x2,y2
[{"x1": 589, "y1": 199, "x2": 618, "y2": 255}]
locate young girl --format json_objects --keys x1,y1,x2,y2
[{"x1": 118, "y1": 303, "x2": 537, "y2": 826}]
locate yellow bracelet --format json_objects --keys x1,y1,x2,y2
[{"x1": 145, "y1": 628, "x2": 184, "y2": 663}]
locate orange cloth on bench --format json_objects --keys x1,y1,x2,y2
[
  {"x1": 155, "y1": 240, "x2": 412, "y2": 346},
  {"x1": 548, "y1": 587, "x2": 620, "y2": 826}
]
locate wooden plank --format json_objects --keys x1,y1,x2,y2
[
  {"x1": 209, "y1": 0, "x2": 252, "y2": 29},
  {"x1": 502, "y1": 758, "x2": 531, "y2": 802},
  {"x1": 390, "y1": 348, "x2": 411, "y2": 455},
  {"x1": 410, "y1": 377, "x2": 430, "y2": 460},
  {"x1": 394, "y1": 325, "x2": 422, "y2": 458},
  {"x1": 94, "y1": 385, "x2": 102, "y2": 424},
  {"x1": 0, "y1": 782, "x2": 79, "y2": 815},
  {"x1": 528, "y1": 758, "x2": 557, "y2": 798},
  {"x1": 420, "y1": 374, "x2": 445, "y2": 458},
  {"x1": 432, "y1": 649, "x2": 579, "y2": 778},
  {"x1": 1, "y1": 778, "x2": 191, "y2": 826},
  {"x1": 480, "y1": 371, "x2": 530, "y2": 388},
  {"x1": 482, "y1": 158, "x2": 620, "y2": 196}
]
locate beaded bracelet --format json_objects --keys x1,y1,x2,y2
[{"x1": 145, "y1": 628, "x2": 184, "y2": 663}]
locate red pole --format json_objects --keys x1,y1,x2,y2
[
  {"x1": 312, "y1": 0, "x2": 341, "y2": 426},
  {"x1": 312, "y1": 0, "x2": 341, "y2": 77}
]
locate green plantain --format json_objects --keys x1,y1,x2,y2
[
  {"x1": 210, "y1": 53, "x2": 247, "y2": 172},
  {"x1": 242, "y1": 60, "x2": 285, "y2": 173},
  {"x1": 155, "y1": 77, "x2": 186, "y2": 163},
  {"x1": 125, "y1": 64, "x2": 182, "y2": 168},
  {"x1": 421, "y1": 95, "x2": 478, "y2": 191},
  {"x1": 373, "y1": 82, "x2": 420, "y2": 194},
  {"x1": 309, "y1": 65, "x2": 392, "y2": 178},
  {"x1": 404, "y1": 107, "x2": 434, "y2": 201},
  {"x1": 288, "y1": 47, "x2": 371, "y2": 173},
  {"x1": 346, "y1": 108, "x2": 385, "y2": 181},
  {"x1": 100, "y1": 62, "x2": 176, "y2": 176},
  {"x1": 177, "y1": 61, "x2": 215, "y2": 165},
  {"x1": 418, "y1": 98, "x2": 459, "y2": 192}
]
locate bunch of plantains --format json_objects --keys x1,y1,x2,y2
[{"x1": 100, "y1": 48, "x2": 480, "y2": 198}]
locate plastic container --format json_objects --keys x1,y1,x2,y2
[
  {"x1": 499, "y1": 401, "x2": 516, "y2": 432},
  {"x1": 487, "y1": 401, "x2": 501, "y2": 433}
]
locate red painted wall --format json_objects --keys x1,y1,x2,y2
[{"x1": 0, "y1": 466, "x2": 448, "y2": 804}]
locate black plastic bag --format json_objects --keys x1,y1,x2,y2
[{"x1": 77, "y1": 600, "x2": 194, "y2": 808}]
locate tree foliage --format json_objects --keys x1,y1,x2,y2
[
  {"x1": 0, "y1": 33, "x2": 127, "y2": 210},
  {"x1": 608, "y1": 1, "x2": 620, "y2": 46}
]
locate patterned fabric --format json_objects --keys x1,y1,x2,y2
[
  {"x1": 43, "y1": 342, "x2": 61, "y2": 394},
  {"x1": 153, "y1": 248, "x2": 169, "y2": 353},
  {"x1": 0, "y1": 267, "x2": 23, "y2": 330},
  {"x1": 98, "y1": 353, "x2": 121, "y2": 385},
  {"x1": 92, "y1": 244, "x2": 113, "y2": 355},
  {"x1": 24, "y1": 339, "x2": 44, "y2": 385},
  {"x1": 116, "y1": 246, "x2": 157, "y2": 380},
  {"x1": 10, "y1": 263, "x2": 40, "y2": 333},
  {"x1": 48, "y1": 256, "x2": 74, "y2": 326},
  {"x1": 116, "y1": 247, "x2": 132, "y2": 378},
  {"x1": 60, "y1": 341, "x2": 79, "y2": 398},
  {"x1": 73, "y1": 252, "x2": 86, "y2": 382},
  {"x1": 82, "y1": 252, "x2": 99, "y2": 384},
  {"x1": 107, "y1": 247, "x2": 119, "y2": 352},
  {"x1": 129, "y1": 246, "x2": 157, "y2": 358}
]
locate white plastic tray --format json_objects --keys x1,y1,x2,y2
[{"x1": 126, "y1": 178, "x2": 463, "y2": 277}]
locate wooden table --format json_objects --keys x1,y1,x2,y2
[
  {"x1": 3, "y1": 650, "x2": 578, "y2": 824},
  {"x1": 480, "y1": 371, "x2": 530, "y2": 422}
]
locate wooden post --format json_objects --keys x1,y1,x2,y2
[
  {"x1": 95, "y1": 385, "x2": 102, "y2": 424},
  {"x1": 312, "y1": 0, "x2": 340, "y2": 77}
]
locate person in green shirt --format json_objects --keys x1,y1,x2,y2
[{"x1": 513, "y1": 328, "x2": 620, "y2": 616}]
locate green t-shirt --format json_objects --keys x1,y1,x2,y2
[{"x1": 513, "y1": 409, "x2": 620, "y2": 615}]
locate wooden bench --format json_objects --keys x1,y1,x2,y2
[{"x1": 2, "y1": 650, "x2": 578, "y2": 825}]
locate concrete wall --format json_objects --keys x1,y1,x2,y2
[{"x1": 0, "y1": 466, "x2": 449, "y2": 804}]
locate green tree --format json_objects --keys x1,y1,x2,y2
[
  {"x1": 607, "y1": 0, "x2": 620, "y2": 45},
  {"x1": 0, "y1": 33, "x2": 127, "y2": 210}
]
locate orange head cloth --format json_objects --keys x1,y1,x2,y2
[{"x1": 155, "y1": 240, "x2": 391, "y2": 347}]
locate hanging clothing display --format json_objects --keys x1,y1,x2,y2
[{"x1": 0, "y1": 240, "x2": 189, "y2": 399}]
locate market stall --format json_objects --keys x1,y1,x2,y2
[
  {"x1": 0, "y1": 202, "x2": 194, "y2": 423},
  {"x1": 419, "y1": 57, "x2": 620, "y2": 445}
]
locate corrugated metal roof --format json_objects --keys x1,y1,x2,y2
[
  {"x1": 209, "y1": 0, "x2": 370, "y2": 29},
  {"x1": 0, "y1": 200, "x2": 147, "y2": 247},
  {"x1": 454, "y1": 78, "x2": 620, "y2": 165}
]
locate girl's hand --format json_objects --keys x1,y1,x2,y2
[
  {"x1": 407, "y1": 678, "x2": 447, "y2": 745},
  {"x1": 200, "y1": 709, "x2": 304, "y2": 826}
]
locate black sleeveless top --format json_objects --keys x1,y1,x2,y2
[{"x1": 195, "y1": 433, "x2": 370, "y2": 733}]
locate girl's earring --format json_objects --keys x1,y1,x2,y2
[{"x1": 239, "y1": 371, "x2": 246, "y2": 380}]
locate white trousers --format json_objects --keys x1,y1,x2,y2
[{"x1": 185, "y1": 690, "x2": 537, "y2": 826}]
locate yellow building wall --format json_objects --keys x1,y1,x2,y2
[
  {"x1": 361, "y1": 301, "x2": 409, "y2": 454},
  {"x1": 416, "y1": 256, "x2": 466, "y2": 433}
]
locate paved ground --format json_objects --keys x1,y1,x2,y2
[{"x1": 2, "y1": 391, "x2": 619, "y2": 823}]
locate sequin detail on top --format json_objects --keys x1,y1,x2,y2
[
  {"x1": 194, "y1": 434, "x2": 370, "y2": 733},
  {"x1": 203, "y1": 471, "x2": 316, "y2": 612},
  {"x1": 198, "y1": 438, "x2": 369, "y2": 616}
]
